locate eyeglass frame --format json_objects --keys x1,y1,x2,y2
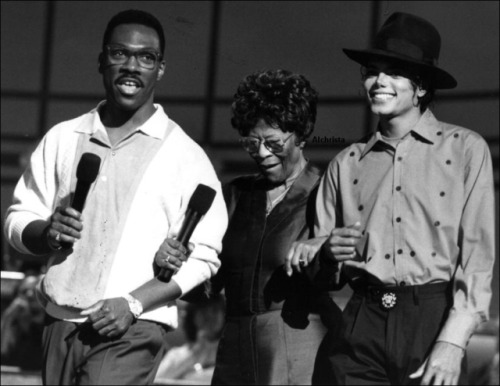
[
  {"x1": 239, "y1": 132, "x2": 295, "y2": 154},
  {"x1": 103, "y1": 44, "x2": 163, "y2": 70}
]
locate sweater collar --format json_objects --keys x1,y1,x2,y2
[{"x1": 74, "y1": 101, "x2": 169, "y2": 141}]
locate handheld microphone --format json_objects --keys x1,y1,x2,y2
[
  {"x1": 72, "y1": 153, "x2": 101, "y2": 212},
  {"x1": 60, "y1": 153, "x2": 101, "y2": 249},
  {"x1": 158, "y1": 184, "x2": 216, "y2": 282}
]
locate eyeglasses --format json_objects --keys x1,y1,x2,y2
[
  {"x1": 104, "y1": 45, "x2": 162, "y2": 70},
  {"x1": 239, "y1": 133, "x2": 294, "y2": 154}
]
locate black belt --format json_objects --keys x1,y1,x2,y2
[{"x1": 351, "y1": 281, "x2": 451, "y2": 310}]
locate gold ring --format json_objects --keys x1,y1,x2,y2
[
  {"x1": 165, "y1": 256, "x2": 171, "y2": 263},
  {"x1": 55, "y1": 233, "x2": 61, "y2": 242}
]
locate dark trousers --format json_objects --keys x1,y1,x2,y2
[
  {"x1": 42, "y1": 315, "x2": 169, "y2": 385},
  {"x1": 328, "y1": 282, "x2": 468, "y2": 385}
]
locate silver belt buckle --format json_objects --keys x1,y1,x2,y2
[{"x1": 381, "y1": 292, "x2": 397, "y2": 309}]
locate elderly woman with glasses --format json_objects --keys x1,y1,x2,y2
[{"x1": 209, "y1": 69, "x2": 342, "y2": 385}]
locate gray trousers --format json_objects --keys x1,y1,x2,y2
[
  {"x1": 212, "y1": 311, "x2": 328, "y2": 385},
  {"x1": 42, "y1": 315, "x2": 169, "y2": 385}
]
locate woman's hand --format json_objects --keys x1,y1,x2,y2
[{"x1": 285, "y1": 236, "x2": 328, "y2": 276}]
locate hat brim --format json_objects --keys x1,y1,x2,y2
[{"x1": 343, "y1": 48, "x2": 457, "y2": 89}]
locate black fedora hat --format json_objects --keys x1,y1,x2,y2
[{"x1": 343, "y1": 12, "x2": 457, "y2": 89}]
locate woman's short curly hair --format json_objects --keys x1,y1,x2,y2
[{"x1": 231, "y1": 69, "x2": 318, "y2": 141}]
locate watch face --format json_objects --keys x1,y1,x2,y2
[
  {"x1": 131, "y1": 301, "x2": 142, "y2": 316},
  {"x1": 125, "y1": 295, "x2": 143, "y2": 318},
  {"x1": 131, "y1": 304, "x2": 140, "y2": 317}
]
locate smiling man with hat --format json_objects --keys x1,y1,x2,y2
[{"x1": 288, "y1": 12, "x2": 495, "y2": 385}]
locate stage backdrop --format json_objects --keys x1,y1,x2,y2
[{"x1": 1, "y1": 0, "x2": 498, "y2": 318}]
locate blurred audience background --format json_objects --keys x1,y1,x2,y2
[
  {"x1": 154, "y1": 296, "x2": 225, "y2": 385},
  {"x1": 1, "y1": 274, "x2": 44, "y2": 370}
]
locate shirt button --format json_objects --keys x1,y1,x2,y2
[
  {"x1": 400, "y1": 281, "x2": 406, "y2": 287},
  {"x1": 434, "y1": 221, "x2": 440, "y2": 226},
  {"x1": 396, "y1": 217, "x2": 401, "y2": 223},
  {"x1": 350, "y1": 151, "x2": 355, "y2": 157},
  {"x1": 440, "y1": 191, "x2": 445, "y2": 197},
  {"x1": 410, "y1": 251, "x2": 416, "y2": 257},
  {"x1": 454, "y1": 133, "x2": 459, "y2": 138},
  {"x1": 397, "y1": 156, "x2": 403, "y2": 161},
  {"x1": 111, "y1": 151, "x2": 116, "y2": 156},
  {"x1": 446, "y1": 160, "x2": 451, "y2": 165},
  {"x1": 395, "y1": 186, "x2": 401, "y2": 191},
  {"x1": 353, "y1": 179, "x2": 358, "y2": 184},
  {"x1": 101, "y1": 176, "x2": 107, "y2": 182},
  {"x1": 385, "y1": 254, "x2": 391, "y2": 259},
  {"x1": 367, "y1": 256, "x2": 372, "y2": 262},
  {"x1": 437, "y1": 131, "x2": 442, "y2": 136},
  {"x1": 397, "y1": 249, "x2": 403, "y2": 254},
  {"x1": 358, "y1": 205, "x2": 364, "y2": 211},
  {"x1": 432, "y1": 252, "x2": 437, "y2": 257}
]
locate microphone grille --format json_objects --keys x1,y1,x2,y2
[
  {"x1": 76, "y1": 153, "x2": 101, "y2": 183},
  {"x1": 189, "y1": 184, "x2": 216, "y2": 215}
]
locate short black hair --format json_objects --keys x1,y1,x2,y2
[
  {"x1": 400, "y1": 65, "x2": 436, "y2": 113},
  {"x1": 410, "y1": 75, "x2": 436, "y2": 113},
  {"x1": 231, "y1": 69, "x2": 318, "y2": 141},
  {"x1": 102, "y1": 9, "x2": 165, "y2": 56}
]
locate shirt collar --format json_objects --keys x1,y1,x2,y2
[
  {"x1": 360, "y1": 131, "x2": 383, "y2": 158},
  {"x1": 74, "y1": 101, "x2": 169, "y2": 141},
  {"x1": 360, "y1": 110, "x2": 439, "y2": 158},
  {"x1": 410, "y1": 109, "x2": 440, "y2": 144}
]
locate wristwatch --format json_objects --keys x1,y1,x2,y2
[{"x1": 122, "y1": 294, "x2": 143, "y2": 319}]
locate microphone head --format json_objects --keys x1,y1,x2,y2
[
  {"x1": 76, "y1": 153, "x2": 101, "y2": 183},
  {"x1": 189, "y1": 184, "x2": 216, "y2": 215}
]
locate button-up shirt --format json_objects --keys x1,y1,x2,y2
[{"x1": 315, "y1": 110, "x2": 495, "y2": 348}]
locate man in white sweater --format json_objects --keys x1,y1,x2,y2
[{"x1": 4, "y1": 9, "x2": 227, "y2": 385}]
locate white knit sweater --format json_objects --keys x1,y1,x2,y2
[{"x1": 4, "y1": 104, "x2": 228, "y2": 327}]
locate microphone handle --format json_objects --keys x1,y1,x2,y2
[
  {"x1": 157, "y1": 212, "x2": 202, "y2": 282},
  {"x1": 158, "y1": 266, "x2": 175, "y2": 283},
  {"x1": 72, "y1": 182, "x2": 91, "y2": 213},
  {"x1": 59, "y1": 182, "x2": 90, "y2": 249}
]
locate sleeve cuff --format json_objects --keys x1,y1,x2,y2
[
  {"x1": 436, "y1": 311, "x2": 481, "y2": 349},
  {"x1": 6, "y1": 214, "x2": 41, "y2": 255},
  {"x1": 171, "y1": 246, "x2": 220, "y2": 295}
]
